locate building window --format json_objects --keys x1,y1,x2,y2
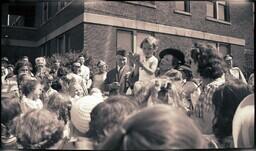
[
  {"x1": 42, "y1": 2, "x2": 48, "y2": 24},
  {"x1": 117, "y1": 30, "x2": 133, "y2": 53},
  {"x1": 57, "y1": 35, "x2": 65, "y2": 54},
  {"x1": 57, "y1": 0, "x2": 72, "y2": 11},
  {"x1": 175, "y1": 1, "x2": 190, "y2": 12},
  {"x1": 206, "y1": 1, "x2": 230, "y2": 22}
]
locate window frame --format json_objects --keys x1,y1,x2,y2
[
  {"x1": 174, "y1": 0, "x2": 191, "y2": 16},
  {"x1": 206, "y1": 1, "x2": 230, "y2": 24}
]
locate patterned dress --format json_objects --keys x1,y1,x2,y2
[{"x1": 190, "y1": 74, "x2": 226, "y2": 134}]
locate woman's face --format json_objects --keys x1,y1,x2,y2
[
  {"x1": 18, "y1": 66, "x2": 30, "y2": 76},
  {"x1": 32, "y1": 83, "x2": 43, "y2": 100},
  {"x1": 159, "y1": 55, "x2": 174, "y2": 71}
]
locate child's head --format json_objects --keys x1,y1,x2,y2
[
  {"x1": 140, "y1": 36, "x2": 158, "y2": 58},
  {"x1": 13, "y1": 109, "x2": 64, "y2": 149}
]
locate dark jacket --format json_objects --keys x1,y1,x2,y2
[{"x1": 104, "y1": 65, "x2": 131, "y2": 95}]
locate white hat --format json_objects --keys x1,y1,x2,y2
[{"x1": 70, "y1": 95, "x2": 103, "y2": 134}]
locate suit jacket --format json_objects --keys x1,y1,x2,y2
[{"x1": 104, "y1": 65, "x2": 131, "y2": 95}]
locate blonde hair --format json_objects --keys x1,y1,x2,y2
[{"x1": 140, "y1": 36, "x2": 159, "y2": 50}]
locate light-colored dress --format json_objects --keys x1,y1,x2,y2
[
  {"x1": 138, "y1": 55, "x2": 158, "y2": 82},
  {"x1": 20, "y1": 97, "x2": 43, "y2": 113},
  {"x1": 227, "y1": 67, "x2": 247, "y2": 84}
]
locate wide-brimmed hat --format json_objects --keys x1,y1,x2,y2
[
  {"x1": 159, "y1": 48, "x2": 185, "y2": 65},
  {"x1": 70, "y1": 95, "x2": 103, "y2": 134}
]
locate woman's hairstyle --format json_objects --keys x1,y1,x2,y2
[
  {"x1": 87, "y1": 95, "x2": 138, "y2": 143},
  {"x1": 140, "y1": 36, "x2": 159, "y2": 50},
  {"x1": 191, "y1": 43, "x2": 224, "y2": 79},
  {"x1": 98, "y1": 104, "x2": 206, "y2": 150},
  {"x1": 46, "y1": 93, "x2": 71, "y2": 124},
  {"x1": 14, "y1": 60, "x2": 33, "y2": 75},
  {"x1": 212, "y1": 78, "x2": 251, "y2": 142},
  {"x1": 1, "y1": 96, "x2": 21, "y2": 125},
  {"x1": 12, "y1": 109, "x2": 64, "y2": 149},
  {"x1": 21, "y1": 79, "x2": 40, "y2": 97}
]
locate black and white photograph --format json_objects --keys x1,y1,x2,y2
[{"x1": 1, "y1": 0, "x2": 255, "y2": 149}]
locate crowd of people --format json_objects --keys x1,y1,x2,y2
[{"x1": 1, "y1": 36, "x2": 254, "y2": 149}]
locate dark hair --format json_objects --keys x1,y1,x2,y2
[
  {"x1": 14, "y1": 60, "x2": 33, "y2": 75},
  {"x1": 12, "y1": 109, "x2": 64, "y2": 149},
  {"x1": 21, "y1": 79, "x2": 41, "y2": 97},
  {"x1": 191, "y1": 43, "x2": 224, "y2": 79},
  {"x1": 212, "y1": 79, "x2": 251, "y2": 142},
  {"x1": 98, "y1": 104, "x2": 206, "y2": 150},
  {"x1": 87, "y1": 95, "x2": 138, "y2": 143},
  {"x1": 1, "y1": 96, "x2": 21, "y2": 125}
]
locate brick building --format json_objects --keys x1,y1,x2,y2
[{"x1": 1, "y1": 0, "x2": 254, "y2": 78}]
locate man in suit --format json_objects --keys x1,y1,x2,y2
[{"x1": 104, "y1": 49, "x2": 131, "y2": 96}]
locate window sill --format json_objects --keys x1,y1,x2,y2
[
  {"x1": 174, "y1": 10, "x2": 192, "y2": 16},
  {"x1": 206, "y1": 17, "x2": 231, "y2": 25},
  {"x1": 124, "y1": 1, "x2": 156, "y2": 9}
]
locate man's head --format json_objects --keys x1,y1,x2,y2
[
  {"x1": 78, "y1": 55, "x2": 85, "y2": 65},
  {"x1": 21, "y1": 56, "x2": 29, "y2": 62},
  {"x1": 72, "y1": 62, "x2": 81, "y2": 74},
  {"x1": 224, "y1": 54, "x2": 233, "y2": 68},
  {"x1": 53, "y1": 59, "x2": 60, "y2": 69},
  {"x1": 35, "y1": 57, "x2": 46, "y2": 69},
  {"x1": 116, "y1": 49, "x2": 128, "y2": 68}
]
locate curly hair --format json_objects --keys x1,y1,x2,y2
[
  {"x1": 212, "y1": 79, "x2": 251, "y2": 142},
  {"x1": 13, "y1": 109, "x2": 64, "y2": 149},
  {"x1": 191, "y1": 43, "x2": 224, "y2": 79},
  {"x1": 87, "y1": 95, "x2": 138, "y2": 143}
]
